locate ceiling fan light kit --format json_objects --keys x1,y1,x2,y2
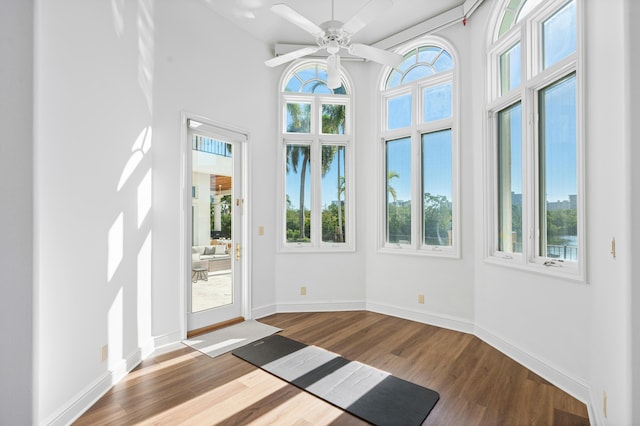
[{"x1": 265, "y1": 0, "x2": 404, "y2": 88}]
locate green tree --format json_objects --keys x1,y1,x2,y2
[{"x1": 423, "y1": 192, "x2": 452, "y2": 246}]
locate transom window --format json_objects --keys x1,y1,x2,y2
[
  {"x1": 278, "y1": 61, "x2": 354, "y2": 251},
  {"x1": 379, "y1": 39, "x2": 459, "y2": 257},
  {"x1": 486, "y1": 0, "x2": 583, "y2": 279}
]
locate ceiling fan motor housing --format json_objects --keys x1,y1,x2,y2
[{"x1": 318, "y1": 20, "x2": 350, "y2": 54}]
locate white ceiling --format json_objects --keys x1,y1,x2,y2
[{"x1": 201, "y1": 0, "x2": 467, "y2": 48}]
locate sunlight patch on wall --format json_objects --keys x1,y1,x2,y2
[
  {"x1": 138, "y1": 0, "x2": 154, "y2": 113},
  {"x1": 111, "y1": 0, "x2": 125, "y2": 37},
  {"x1": 117, "y1": 126, "x2": 152, "y2": 192},
  {"x1": 137, "y1": 231, "x2": 152, "y2": 348},
  {"x1": 108, "y1": 287, "x2": 124, "y2": 369},
  {"x1": 137, "y1": 168, "x2": 152, "y2": 228},
  {"x1": 107, "y1": 212, "x2": 124, "y2": 282}
]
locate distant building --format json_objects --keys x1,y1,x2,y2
[
  {"x1": 512, "y1": 192, "x2": 522, "y2": 206},
  {"x1": 547, "y1": 195, "x2": 577, "y2": 211}
]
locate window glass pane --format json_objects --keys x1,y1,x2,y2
[
  {"x1": 397, "y1": 51, "x2": 417, "y2": 73},
  {"x1": 539, "y1": 74, "x2": 577, "y2": 260},
  {"x1": 386, "y1": 137, "x2": 412, "y2": 244},
  {"x1": 386, "y1": 70, "x2": 403, "y2": 89},
  {"x1": 497, "y1": 102, "x2": 523, "y2": 253},
  {"x1": 418, "y1": 46, "x2": 441, "y2": 64},
  {"x1": 285, "y1": 144, "x2": 311, "y2": 242},
  {"x1": 516, "y1": 0, "x2": 544, "y2": 22},
  {"x1": 321, "y1": 104, "x2": 346, "y2": 134},
  {"x1": 499, "y1": 9, "x2": 516, "y2": 37},
  {"x1": 321, "y1": 145, "x2": 346, "y2": 243},
  {"x1": 433, "y1": 50, "x2": 454, "y2": 72},
  {"x1": 500, "y1": 42, "x2": 521, "y2": 94},
  {"x1": 286, "y1": 102, "x2": 311, "y2": 133},
  {"x1": 404, "y1": 66, "x2": 435, "y2": 84},
  {"x1": 422, "y1": 130, "x2": 452, "y2": 247},
  {"x1": 423, "y1": 82, "x2": 452, "y2": 122},
  {"x1": 285, "y1": 77, "x2": 302, "y2": 92},
  {"x1": 387, "y1": 94, "x2": 412, "y2": 130},
  {"x1": 543, "y1": 0, "x2": 576, "y2": 69},
  {"x1": 302, "y1": 81, "x2": 332, "y2": 94}
]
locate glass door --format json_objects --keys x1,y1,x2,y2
[{"x1": 187, "y1": 121, "x2": 242, "y2": 331}]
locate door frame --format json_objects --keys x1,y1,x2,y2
[{"x1": 179, "y1": 112, "x2": 252, "y2": 337}]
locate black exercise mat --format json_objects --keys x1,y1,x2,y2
[{"x1": 232, "y1": 334, "x2": 439, "y2": 425}]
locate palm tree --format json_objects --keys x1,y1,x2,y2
[
  {"x1": 286, "y1": 144, "x2": 310, "y2": 240},
  {"x1": 387, "y1": 170, "x2": 399, "y2": 202},
  {"x1": 286, "y1": 98, "x2": 346, "y2": 242},
  {"x1": 321, "y1": 104, "x2": 346, "y2": 242}
]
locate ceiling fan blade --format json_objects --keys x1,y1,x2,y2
[
  {"x1": 265, "y1": 46, "x2": 320, "y2": 67},
  {"x1": 271, "y1": 4, "x2": 324, "y2": 37},
  {"x1": 342, "y1": 0, "x2": 393, "y2": 36},
  {"x1": 349, "y1": 43, "x2": 403, "y2": 67}
]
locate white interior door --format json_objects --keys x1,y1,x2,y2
[{"x1": 187, "y1": 119, "x2": 244, "y2": 331}]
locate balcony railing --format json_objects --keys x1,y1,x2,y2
[{"x1": 193, "y1": 136, "x2": 232, "y2": 157}]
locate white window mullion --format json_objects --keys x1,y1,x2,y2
[
  {"x1": 310, "y1": 137, "x2": 322, "y2": 248},
  {"x1": 412, "y1": 130, "x2": 422, "y2": 249}
]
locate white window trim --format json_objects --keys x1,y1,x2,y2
[
  {"x1": 484, "y1": 0, "x2": 586, "y2": 281},
  {"x1": 377, "y1": 36, "x2": 461, "y2": 259},
  {"x1": 277, "y1": 61, "x2": 356, "y2": 253}
]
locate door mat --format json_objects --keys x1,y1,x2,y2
[{"x1": 183, "y1": 320, "x2": 281, "y2": 358}]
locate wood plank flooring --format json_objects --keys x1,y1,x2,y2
[{"x1": 75, "y1": 311, "x2": 590, "y2": 425}]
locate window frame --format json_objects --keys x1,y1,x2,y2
[
  {"x1": 278, "y1": 60, "x2": 355, "y2": 252},
  {"x1": 485, "y1": 0, "x2": 585, "y2": 280},
  {"x1": 378, "y1": 37, "x2": 460, "y2": 258}
]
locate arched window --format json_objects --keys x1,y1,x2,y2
[
  {"x1": 278, "y1": 61, "x2": 354, "y2": 251},
  {"x1": 379, "y1": 39, "x2": 459, "y2": 257},
  {"x1": 486, "y1": 0, "x2": 583, "y2": 279}
]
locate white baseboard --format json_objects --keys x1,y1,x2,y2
[
  {"x1": 251, "y1": 303, "x2": 277, "y2": 319},
  {"x1": 587, "y1": 387, "x2": 603, "y2": 426},
  {"x1": 276, "y1": 300, "x2": 366, "y2": 313},
  {"x1": 366, "y1": 300, "x2": 474, "y2": 334},
  {"x1": 42, "y1": 336, "x2": 175, "y2": 426},
  {"x1": 474, "y1": 325, "x2": 591, "y2": 406}
]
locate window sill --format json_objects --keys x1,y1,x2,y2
[
  {"x1": 484, "y1": 254, "x2": 586, "y2": 283},
  {"x1": 378, "y1": 245, "x2": 460, "y2": 259},
  {"x1": 278, "y1": 244, "x2": 356, "y2": 254}
]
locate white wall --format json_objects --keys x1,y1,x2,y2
[
  {"x1": 151, "y1": 0, "x2": 277, "y2": 332},
  {"x1": 35, "y1": 0, "x2": 156, "y2": 423},
  {"x1": 627, "y1": 0, "x2": 640, "y2": 422},
  {"x1": 585, "y1": 0, "x2": 633, "y2": 423},
  {"x1": 0, "y1": 0, "x2": 34, "y2": 424},
  {"x1": 471, "y1": 0, "x2": 592, "y2": 404},
  {"x1": 34, "y1": 0, "x2": 277, "y2": 423},
  {"x1": 363, "y1": 24, "x2": 476, "y2": 330},
  {"x1": 272, "y1": 62, "x2": 369, "y2": 313}
]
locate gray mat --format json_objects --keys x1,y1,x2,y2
[{"x1": 232, "y1": 334, "x2": 439, "y2": 425}]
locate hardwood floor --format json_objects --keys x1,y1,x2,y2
[{"x1": 75, "y1": 311, "x2": 590, "y2": 425}]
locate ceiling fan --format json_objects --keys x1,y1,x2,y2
[{"x1": 265, "y1": 0, "x2": 404, "y2": 89}]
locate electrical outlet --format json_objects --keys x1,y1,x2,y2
[
  {"x1": 300, "y1": 286, "x2": 307, "y2": 296},
  {"x1": 418, "y1": 294, "x2": 425, "y2": 304},
  {"x1": 101, "y1": 344, "x2": 109, "y2": 362},
  {"x1": 603, "y1": 391, "x2": 607, "y2": 418}
]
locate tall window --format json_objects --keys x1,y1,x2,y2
[
  {"x1": 380, "y1": 40, "x2": 459, "y2": 257},
  {"x1": 279, "y1": 61, "x2": 354, "y2": 251},
  {"x1": 487, "y1": 0, "x2": 583, "y2": 278}
]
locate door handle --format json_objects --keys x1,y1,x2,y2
[{"x1": 236, "y1": 243, "x2": 241, "y2": 260}]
